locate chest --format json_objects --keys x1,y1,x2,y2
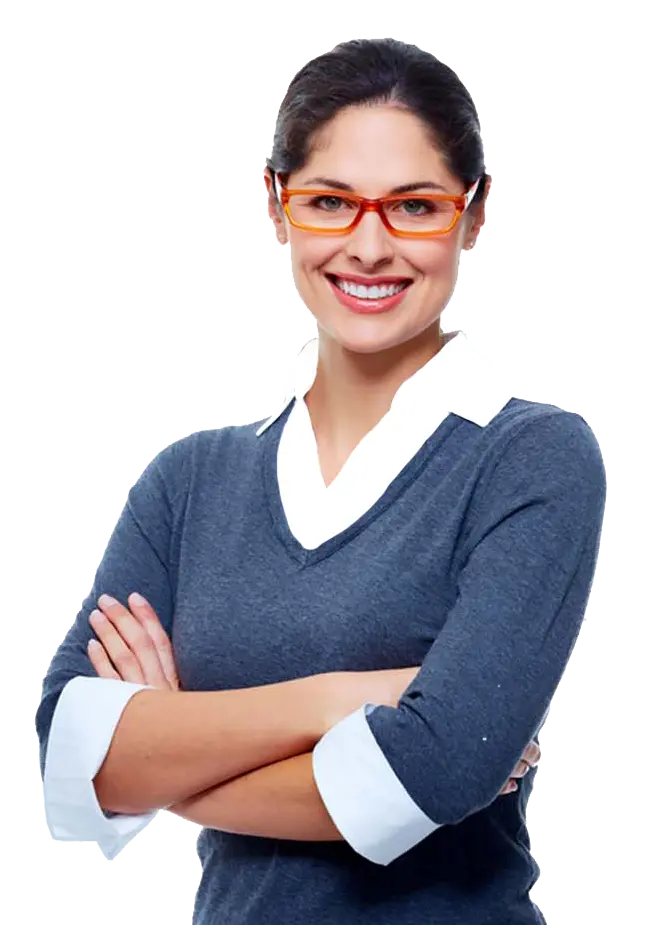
[{"x1": 170, "y1": 470, "x2": 466, "y2": 693}]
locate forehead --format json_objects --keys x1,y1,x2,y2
[{"x1": 294, "y1": 104, "x2": 455, "y2": 191}]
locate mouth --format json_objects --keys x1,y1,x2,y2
[{"x1": 324, "y1": 273, "x2": 414, "y2": 315}]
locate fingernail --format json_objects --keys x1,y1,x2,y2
[
  {"x1": 130, "y1": 592, "x2": 148, "y2": 607},
  {"x1": 98, "y1": 594, "x2": 118, "y2": 607}
]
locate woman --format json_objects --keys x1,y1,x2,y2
[{"x1": 36, "y1": 38, "x2": 606, "y2": 924}]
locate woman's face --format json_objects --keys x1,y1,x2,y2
[{"x1": 265, "y1": 104, "x2": 490, "y2": 356}]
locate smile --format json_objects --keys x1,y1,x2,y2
[
  {"x1": 325, "y1": 274, "x2": 413, "y2": 315},
  {"x1": 326, "y1": 275, "x2": 412, "y2": 301}
]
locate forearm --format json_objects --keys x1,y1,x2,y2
[
  {"x1": 93, "y1": 676, "x2": 330, "y2": 815},
  {"x1": 166, "y1": 752, "x2": 344, "y2": 842}
]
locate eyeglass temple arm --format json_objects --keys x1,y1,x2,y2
[{"x1": 464, "y1": 176, "x2": 483, "y2": 209}]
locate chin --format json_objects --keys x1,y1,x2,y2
[{"x1": 318, "y1": 325, "x2": 416, "y2": 355}]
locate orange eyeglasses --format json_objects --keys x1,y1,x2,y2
[{"x1": 273, "y1": 171, "x2": 482, "y2": 238}]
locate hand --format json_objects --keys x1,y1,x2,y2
[
  {"x1": 87, "y1": 592, "x2": 182, "y2": 691},
  {"x1": 500, "y1": 739, "x2": 541, "y2": 794}
]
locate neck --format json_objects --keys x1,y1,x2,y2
[{"x1": 304, "y1": 321, "x2": 445, "y2": 456}]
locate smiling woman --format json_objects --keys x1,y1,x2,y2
[
  {"x1": 263, "y1": 53, "x2": 491, "y2": 455},
  {"x1": 35, "y1": 36, "x2": 606, "y2": 925}
]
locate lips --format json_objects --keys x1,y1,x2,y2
[{"x1": 325, "y1": 273, "x2": 413, "y2": 315}]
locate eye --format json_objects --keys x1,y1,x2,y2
[
  {"x1": 309, "y1": 195, "x2": 352, "y2": 212},
  {"x1": 396, "y1": 198, "x2": 439, "y2": 215}
]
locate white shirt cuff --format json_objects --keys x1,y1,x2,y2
[
  {"x1": 312, "y1": 703, "x2": 443, "y2": 865},
  {"x1": 43, "y1": 675, "x2": 158, "y2": 860}
]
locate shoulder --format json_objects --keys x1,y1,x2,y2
[
  {"x1": 485, "y1": 397, "x2": 604, "y2": 470},
  {"x1": 144, "y1": 418, "x2": 265, "y2": 492},
  {"x1": 471, "y1": 397, "x2": 607, "y2": 517},
  {"x1": 157, "y1": 419, "x2": 259, "y2": 459}
]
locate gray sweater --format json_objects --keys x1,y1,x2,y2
[{"x1": 36, "y1": 393, "x2": 606, "y2": 924}]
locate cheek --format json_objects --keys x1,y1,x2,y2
[
  {"x1": 289, "y1": 237, "x2": 340, "y2": 289},
  {"x1": 406, "y1": 239, "x2": 459, "y2": 281},
  {"x1": 294, "y1": 237, "x2": 338, "y2": 266}
]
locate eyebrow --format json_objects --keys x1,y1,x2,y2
[{"x1": 302, "y1": 176, "x2": 449, "y2": 194}]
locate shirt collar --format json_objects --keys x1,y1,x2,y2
[{"x1": 255, "y1": 330, "x2": 512, "y2": 436}]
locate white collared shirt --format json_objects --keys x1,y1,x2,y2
[
  {"x1": 43, "y1": 330, "x2": 514, "y2": 862},
  {"x1": 261, "y1": 331, "x2": 511, "y2": 550}
]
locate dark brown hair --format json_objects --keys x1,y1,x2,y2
[{"x1": 266, "y1": 38, "x2": 488, "y2": 207}]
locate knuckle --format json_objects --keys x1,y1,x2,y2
[
  {"x1": 157, "y1": 637, "x2": 173, "y2": 655},
  {"x1": 93, "y1": 621, "x2": 112, "y2": 641},
  {"x1": 148, "y1": 618, "x2": 170, "y2": 641},
  {"x1": 91, "y1": 641, "x2": 105, "y2": 658},
  {"x1": 106, "y1": 612, "x2": 123, "y2": 633},
  {"x1": 112, "y1": 609, "x2": 131, "y2": 628},
  {"x1": 132, "y1": 628, "x2": 154, "y2": 651},
  {"x1": 118, "y1": 652, "x2": 138, "y2": 672}
]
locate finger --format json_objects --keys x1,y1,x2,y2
[
  {"x1": 128, "y1": 592, "x2": 181, "y2": 691},
  {"x1": 89, "y1": 607, "x2": 146, "y2": 684},
  {"x1": 521, "y1": 740, "x2": 541, "y2": 767},
  {"x1": 511, "y1": 759, "x2": 532, "y2": 779},
  {"x1": 500, "y1": 780, "x2": 518, "y2": 795},
  {"x1": 87, "y1": 639, "x2": 121, "y2": 681},
  {"x1": 99, "y1": 596, "x2": 168, "y2": 688}
]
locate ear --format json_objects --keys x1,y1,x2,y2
[
  {"x1": 463, "y1": 174, "x2": 492, "y2": 250},
  {"x1": 264, "y1": 169, "x2": 289, "y2": 245}
]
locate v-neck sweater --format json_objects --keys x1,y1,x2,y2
[{"x1": 36, "y1": 389, "x2": 606, "y2": 925}]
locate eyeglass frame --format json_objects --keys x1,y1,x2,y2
[{"x1": 272, "y1": 170, "x2": 483, "y2": 239}]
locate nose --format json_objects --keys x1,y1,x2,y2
[{"x1": 344, "y1": 209, "x2": 396, "y2": 267}]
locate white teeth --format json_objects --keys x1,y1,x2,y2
[{"x1": 335, "y1": 278, "x2": 408, "y2": 299}]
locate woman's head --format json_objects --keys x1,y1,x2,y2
[{"x1": 264, "y1": 38, "x2": 491, "y2": 357}]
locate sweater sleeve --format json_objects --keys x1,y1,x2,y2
[
  {"x1": 313, "y1": 411, "x2": 606, "y2": 864},
  {"x1": 35, "y1": 435, "x2": 190, "y2": 855}
]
